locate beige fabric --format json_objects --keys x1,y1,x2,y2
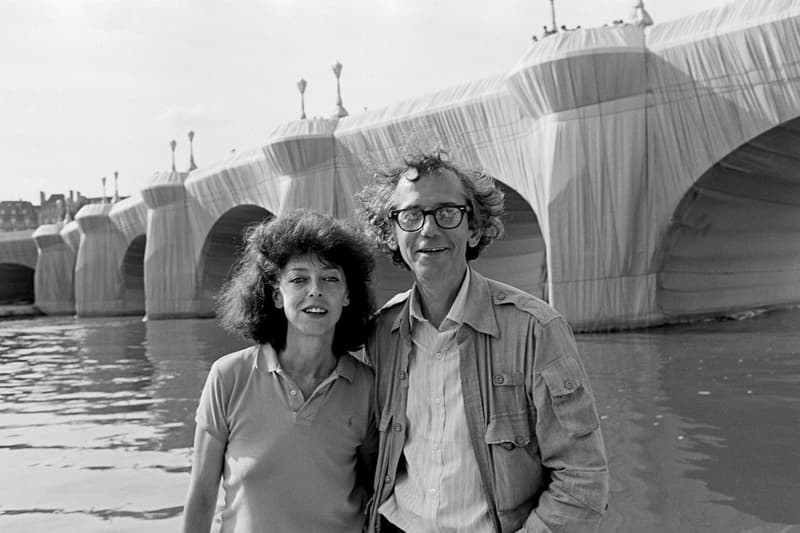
[
  {"x1": 0, "y1": 230, "x2": 37, "y2": 268},
  {"x1": 6, "y1": 0, "x2": 800, "y2": 329},
  {"x1": 334, "y1": 77, "x2": 548, "y2": 307},
  {"x1": 33, "y1": 224, "x2": 75, "y2": 314},
  {"x1": 646, "y1": 0, "x2": 800, "y2": 320},
  {"x1": 110, "y1": 195, "x2": 148, "y2": 315},
  {"x1": 73, "y1": 203, "x2": 129, "y2": 316},
  {"x1": 81, "y1": 0, "x2": 800, "y2": 327},
  {"x1": 501, "y1": 0, "x2": 800, "y2": 328},
  {"x1": 141, "y1": 170, "x2": 204, "y2": 318},
  {"x1": 61, "y1": 220, "x2": 81, "y2": 253}
]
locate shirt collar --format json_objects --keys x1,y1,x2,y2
[
  {"x1": 394, "y1": 268, "x2": 498, "y2": 337},
  {"x1": 335, "y1": 353, "x2": 356, "y2": 383},
  {"x1": 259, "y1": 343, "x2": 281, "y2": 373},
  {"x1": 257, "y1": 342, "x2": 354, "y2": 383},
  {"x1": 408, "y1": 268, "x2": 471, "y2": 331},
  {"x1": 460, "y1": 269, "x2": 499, "y2": 336}
]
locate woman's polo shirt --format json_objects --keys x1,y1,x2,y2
[{"x1": 196, "y1": 344, "x2": 377, "y2": 533}]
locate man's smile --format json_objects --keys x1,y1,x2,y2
[{"x1": 417, "y1": 246, "x2": 448, "y2": 254}]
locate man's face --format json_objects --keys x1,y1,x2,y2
[{"x1": 388, "y1": 169, "x2": 481, "y2": 287}]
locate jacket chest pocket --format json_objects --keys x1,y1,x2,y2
[
  {"x1": 541, "y1": 355, "x2": 599, "y2": 437},
  {"x1": 489, "y1": 369, "x2": 528, "y2": 414}
]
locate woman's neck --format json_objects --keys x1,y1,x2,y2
[{"x1": 278, "y1": 332, "x2": 338, "y2": 397}]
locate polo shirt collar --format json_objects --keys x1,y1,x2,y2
[
  {"x1": 333, "y1": 353, "x2": 356, "y2": 382},
  {"x1": 259, "y1": 343, "x2": 281, "y2": 373},
  {"x1": 257, "y1": 342, "x2": 354, "y2": 382}
]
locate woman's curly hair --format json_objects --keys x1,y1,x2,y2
[
  {"x1": 217, "y1": 208, "x2": 374, "y2": 355},
  {"x1": 356, "y1": 150, "x2": 505, "y2": 269}
]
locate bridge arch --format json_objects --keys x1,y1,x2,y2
[
  {"x1": 475, "y1": 181, "x2": 546, "y2": 300},
  {"x1": 121, "y1": 234, "x2": 146, "y2": 314},
  {"x1": 658, "y1": 116, "x2": 800, "y2": 319},
  {"x1": 0, "y1": 230, "x2": 37, "y2": 307},
  {"x1": 196, "y1": 204, "x2": 273, "y2": 311},
  {"x1": 0, "y1": 263, "x2": 35, "y2": 304}
]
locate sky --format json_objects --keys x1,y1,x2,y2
[{"x1": 1, "y1": 0, "x2": 733, "y2": 205}]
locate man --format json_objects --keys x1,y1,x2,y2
[{"x1": 357, "y1": 151, "x2": 609, "y2": 533}]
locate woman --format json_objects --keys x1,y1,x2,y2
[{"x1": 182, "y1": 209, "x2": 378, "y2": 533}]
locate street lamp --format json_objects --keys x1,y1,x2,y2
[
  {"x1": 297, "y1": 78, "x2": 307, "y2": 119},
  {"x1": 332, "y1": 62, "x2": 348, "y2": 118},
  {"x1": 113, "y1": 171, "x2": 119, "y2": 203},
  {"x1": 631, "y1": 0, "x2": 653, "y2": 27},
  {"x1": 188, "y1": 131, "x2": 197, "y2": 171},
  {"x1": 170, "y1": 139, "x2": 177, "y2": 172}
]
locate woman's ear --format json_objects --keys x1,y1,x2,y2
[{"x1": 272, "y1": 287, "x2": 283, "y2": 309}]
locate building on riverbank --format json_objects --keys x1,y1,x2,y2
[{"x1": 0, "y1": 201, "x2": 38, "y2": 233}]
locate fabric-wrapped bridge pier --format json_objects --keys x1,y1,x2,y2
[{"x1": 2, "y1": 0, "x2": 800, "y2": 331}]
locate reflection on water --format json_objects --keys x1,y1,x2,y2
[
  {"x1": 1, "y1": 310, "x2": 799, "y2": 532},
  {"x1": 583, "y1": 309, "x2": 800, "y2": 533},
  {"x1": 0, "y1": 316, "x2": 246, "y2": 532}
]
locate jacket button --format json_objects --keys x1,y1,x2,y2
[
  {"x1": 497, "y1": 291, "x2": 507, "y2": 300},
  {"x1": 394, "y1": 423, "x2": 403, "y2": 432},
  {"x1": 563, "y1": 379, "x2": 575, "y2": 390},
  {"x1": 493, "y1": 374, "x2": 504, "y2": 385},
  {"x1": 385, "y1": 474, "x2": 393, "y2": 484},
  {"x1": 515, "y1": 436, "x2": 527, "y2": 446}
]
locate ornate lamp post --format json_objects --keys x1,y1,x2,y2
[
  {"x1": 332, "y1": 62, "x2": 348, "y2": 118},
  {"x1": 549, "y1": 0, "x2": 557, "y2": 34},
  {"x1": 297, "y1": 78, "x2": 307, "y2": 119},
  {"x1": 188, "y1": 131, "x2": 197, "y2": 171},
  {"x1": 113, "y1": 171, "x2": 119, "y2": 203},
  {"x1": 101, "y1": 176, "x2": 107, "y2": 204},
  {"x1": 631, "y1": 0, "x2": 653, "y2": 27},
  {"x1": 170, "y1": 139, "x2": 177, "y2": 172}
]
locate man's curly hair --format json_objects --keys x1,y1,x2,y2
[
  {"x1": 217, "y1": 208, "x2": 374, "y2": 355},
  {"x1": 356, "y1": 150, "x2": 505, "y2": 269}
]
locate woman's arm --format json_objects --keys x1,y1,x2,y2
[
  {"x1": 356, "y1": 409, "x2": 379, "y2": 496},
  {"x1": 182, "y1": 425, "x2": 226, "y2": 533}
]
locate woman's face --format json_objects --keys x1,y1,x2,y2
[{"x1": 273, "y1": 253, "x2": 350, "y2": 342}]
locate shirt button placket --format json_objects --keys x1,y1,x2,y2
[{"x1": 288, "y1": 388, "x2": 302, "y2": 411}]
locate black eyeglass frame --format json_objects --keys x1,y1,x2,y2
[{"x1": 389, "y1": 204, "x2": 472, "y2": 232}]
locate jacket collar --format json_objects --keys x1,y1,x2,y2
[{"x1": 390, "y1": 268, "x2": 499, "y2": 338}]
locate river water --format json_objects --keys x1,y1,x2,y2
[{"x1": 1, "y1": 309, "x2": 799, "y2": 533}]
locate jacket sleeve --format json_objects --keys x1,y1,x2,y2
[{"x1": 521, "y1": 317, "x2": 609, "y2": 533}]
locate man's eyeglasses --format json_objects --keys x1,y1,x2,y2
[{"x1": 389, "y1": 205, "x2": 471, "y2": 232}]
